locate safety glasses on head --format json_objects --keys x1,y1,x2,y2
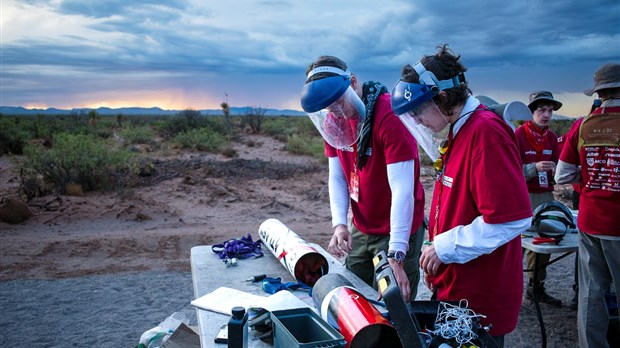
[{"x1": 301, "y1": 67, "x2": 365, "y2": 149}]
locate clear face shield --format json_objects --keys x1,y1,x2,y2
[
  {"x1": 306, "y1": 86, "x2": 366, "y2": 149},
  {"x1": 397, "y1": 101, "x2": 449, "y2": 162},
  {"x1": 391, "y1": 62, "x2": 465, "y2": 164},
  {"x1": 391, "y1": 80, "x2": 449, "y2": 162}
]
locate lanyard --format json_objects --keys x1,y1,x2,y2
[
  {"x1": 432, "y1": 110, "x2": 475, "y2": 236},
  {"x1": 433, "y1": 128, "x2": 454, "y2": 236}
]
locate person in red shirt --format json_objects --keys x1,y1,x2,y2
[
  {"x1": 514, "y1": 91, "x2": 564, "y2": 307},
  {"x1": 557, "y1": 130, "x2": 584, "y2": 311},
  {"x1": 555, "y1": 62, "x2": 620, "y2": 348},
  {"x1": 300, "y1": 56, "x2": 426, "y2": 302},
  {"x1": 390, "y1": 45, "x2": 532, "y2": 347}
]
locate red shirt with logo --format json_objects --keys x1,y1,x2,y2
[
  {"x1": 325, "y1": 93, "x2": 425, "y2": 235},
  {"x1": 558, "y1": 106, "x2": 620, "y2": 236},
  {"x1": 428, "y1": 107, "x2": 532, "y2": 335},
  {"x1": 514, "y1": 123, "x2": 560, "y2": 192}
]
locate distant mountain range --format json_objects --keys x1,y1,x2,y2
[
  {"x1": 0, "y1": 106, "x2": 307, "y2": 117},
  {"x1": 0, "y1": 105, "x2": 576, "y2": 120}
]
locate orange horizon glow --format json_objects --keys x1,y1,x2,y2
[
  {"x1": 21, "y1": 90, "x2": 228, "y2": 110},
  {"x1": 22, "y1": 103, "x2": 53, "y2": 110},
  {"x1": 81, "y1": 93, "x2": 220, "y2": 110}
]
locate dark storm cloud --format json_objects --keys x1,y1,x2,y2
[
  {"x1": 3, "y1": 0, "x2": 619, "y2": 112},
  {"x1": 390, "y1": 0, "x2": 620, "y2": 67}
]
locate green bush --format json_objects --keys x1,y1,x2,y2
[
  {"x1": 173, "y1": 127, "x2": 228, "y2": 152},
  {"x1": 261, "y1": 117, "x2": 297, "y2": 137},
  {"x1": 120, "y1": 126, "x2": 156, "y2": 144},
  {"x1": 284, "y1": 134, "x2": 325, "y2": 161},
  {"x1": 156, "y1": 109, "x2": 216, "y2": 139},
  {"x1": 21, "y1": 133, "x2": 133, "y2": 193},
  {"x1": 262, "y1": 116, "x2": 319, "y2": 138},
  {"x1": 0, "y1": 125, "x2": 32, "y2": 155}
]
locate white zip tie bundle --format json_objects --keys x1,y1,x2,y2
[{"x1": 430, "y1": 300, "x2": 487, "y2": 346}]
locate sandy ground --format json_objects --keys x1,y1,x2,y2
[{"x1": 0, "y1": 134, "x2": 581, "y2": 347}]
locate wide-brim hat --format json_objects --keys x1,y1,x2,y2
[
  {"x1": 527, "y1": 91, "x2": 562, "y2": 111},
  {"x1": 584, "y1": 63, "x2": 620, "y2": 96}
]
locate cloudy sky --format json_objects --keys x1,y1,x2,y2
[{"x1": 2, "y1": 0, "x2": 619, "y2": 117}]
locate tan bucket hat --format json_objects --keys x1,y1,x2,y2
[{"x1": 584, "y1": 63, "x2": 620, "y2": 96}]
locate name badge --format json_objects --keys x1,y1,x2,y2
[
  {"x1": 543, "y1": 149, "x2": 553, "y2": 155},
  {"x1": 538, "y1": 171, "x2": 548, "y2": 188},
  {"x1": 349, "y1": 171, "x2": 360, "y2": 202}
]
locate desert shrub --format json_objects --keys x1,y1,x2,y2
[
  {"x1": 550, "y1": 119, "x2": 577, "y2": 137},
  {"x1": 0, "y1": 115, "x2": 75, "y2": 154},
  {"x1": 94, "y1": 116, "x2": 118, "y2": 130},
  {"x1": 21, "y1": 133, "x2": 133, "y2": 193},
  {"x1": 157, "y1": 117, "x2": 186, "y2": 138},
  {"x1": 154, "y1": 110, "x2": 230, "y2": 139},
  {"x1": 64, "y1": 111, "x2": 91, "y2": 133},
  {"x1": 31, "y1": 115, "x2": 64, "y2": 138},
  {"x1": 120, "y1": 126, "x2": 156, "y2": 144},
  {"x1": 173, "y1": 127, "x2": 228, "y2": 152},
  {"x1": 294, "y1": 117, "x2": 320, "y2": 136},
  {"x1": 0, "y1": 124, "x2": 32, "y2": 155},
  {"x1": 241, "y1": 107, "x2": 266, "y2": 134},
  {"x1": 284, "y1": 134, "x2": 325, "y2": 160},
  {"x1": 203, "y1": 117, "x2": 228, "y2": 135},
  {"x1": 88, "y1": 127, "x2": 113, "y2": 139},
  {"x1": 262, "y1": 117, "x2": 295, "y2": 137},
  {"x1": 262, "y1": 116, "x2": 319, "y2": 138},
  {"x1": 127, "y1": 115, "x2": 158, "y2": 127}
]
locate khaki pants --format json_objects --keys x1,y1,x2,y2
[{"x1": 346, "y1": 221, "x2": 426, "y2": 300}]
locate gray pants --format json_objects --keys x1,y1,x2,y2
[
  {"x1": 578, "y1": 232, "x2": 620, "y2": 348},
  {"x1": 346, "y1": 222, "x2": 425, "y2": 300}
]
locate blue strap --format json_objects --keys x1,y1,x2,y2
[
  {"x1": 212, "y1": 233, "x2": 264, "y2": 260},
  {"x1": 261, "y1": 277, "x2": 311, "y2": 295}
]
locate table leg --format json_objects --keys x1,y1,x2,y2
[{"x1": 533, "y1": 252, "x2": 547, "y2": 348}]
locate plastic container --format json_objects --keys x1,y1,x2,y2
[
  {"x1": 271, "y1": 308, "x2": 346, "y2": 348},
  {"x1": 228, "y1": 306, "x2": 248, "y2": 348}
]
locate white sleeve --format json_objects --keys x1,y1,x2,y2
[
  {"x1": 433, "y1": 216, "x2": 531, "y2": 264},
  {"x1": 555, "y1": 160, "x2": 581, "y2": 184},
  {"x1": 386, "y1": 160, "x2": 415, "y2": 254},
  {"x1": 328, "y1": 156, "x2": 349, "y2": 228}
]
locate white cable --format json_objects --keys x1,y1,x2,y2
[{"x1": 428, "y1": 300, "x2": 487, "y2": 346}]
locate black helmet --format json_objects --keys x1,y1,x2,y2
[{"x1": 531, "y1": 200, "x2": 576, "y2": 239}]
